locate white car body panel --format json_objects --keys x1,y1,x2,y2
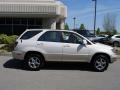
[
  {"x1": 62, "y1": 43, "x2": 91, "y2": 62},
  {"x1": 36, "y1": 41, "x2": 63, "y2": 61}
]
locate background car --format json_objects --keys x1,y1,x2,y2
[
  {"x1": 110, "y1": 34, "x2": 120, "y2": 47},
  {"x1": 93, "y1": 34, "x2": 109, "y2": 44},
  {"x1": 97, "y1": 34, "x2": 108, "y2": 38},
  {"x1": 73, "y1": 29, "x2": 96, "y2": 41},
  {"x1": 93, "y1": 34, "x2": 120, "y2": 47}
]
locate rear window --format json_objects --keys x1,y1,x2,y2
[{"x1": 20, "y1": 31, "x2": 42, "y2": 39}]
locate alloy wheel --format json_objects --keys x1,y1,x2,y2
[
  {"x1": 92, "y1": 55, "x2": 109, "y2": 72},
  {"x1": 95, "y1": 57, "x2": 107, "y2": 71},
  {"x1": 28, "y1": 56, "x2": 41, "y2": 69}
]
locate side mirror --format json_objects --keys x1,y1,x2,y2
[{"x1": 83, "y1": 40, "x2": 87, "y2": 45}]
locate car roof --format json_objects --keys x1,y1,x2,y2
[
  {"x1": 114, "y1": 34, "x2": 120, "y2": 36},
  {"x1": 26, "y1": 29, "x2": 76, "y2": 33},
  {"x1": 20, "y1": 29, "x2": 93, "y2": 45}
]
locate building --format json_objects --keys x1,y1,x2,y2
[{"x1": 0, "y1": 0, "x2": 67, "y2": 35}]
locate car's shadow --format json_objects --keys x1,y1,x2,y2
[
  {"x1": 3, "y1": 59, "x2": 94, "y2": 71},
  {"x1": 3, "y1": 59, "x2": 27, "y2": 71}
]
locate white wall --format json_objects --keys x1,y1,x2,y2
[{"x1": 0, "y1": 0, "x2": 55, "y2": 2}]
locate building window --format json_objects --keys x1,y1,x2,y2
[
  {"x1": 28, "y1": 18, "x2": 35, "y2": 25},
  {"x1": 0, "y1": 18, "x2": 5, "y2": 24},
  {"x1": 6, "y1": 18, "x2": 12, "y2": 24},
  {"x1": 13, "y1": 18, "x2": 20, "y2": 24},
  {"x1": 21, "y1": 18, "x2": 27, "y2": 25},
  {"x1": 36, "y1": 18, "x2": 42, "y2": 25}
]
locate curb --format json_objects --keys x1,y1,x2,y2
[
  {"x1": 0, "y1": 51, "x2": 12, "y2": 56},
  {"x1": 0, "y1": 53, "x2": 12, "y2": 56}
]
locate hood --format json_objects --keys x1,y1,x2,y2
[
  {"x1": 87, "y1": 37, "x2": 96, "y2": 41},
  {"x1": 94, "y1": 43, "x2": 113, "y2": 49}
]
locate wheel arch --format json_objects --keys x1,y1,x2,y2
[
  {"x1": 24, "y1": 51, "x2": 45, "y2": 61},
  {"x1": 90, "y1": 53, "x2": 111, "y2": 63},
  {"x1": 113, "y1": 41, "x2": 119, "y2": 44},
  {"x1": 113, "y1": 41, "x2": 119, "y2": 43}
]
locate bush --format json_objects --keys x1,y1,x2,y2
[{"x1": 0, "y1": 34, "x2": 18, "y2": 44}]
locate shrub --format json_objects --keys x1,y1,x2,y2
[
  {"x1": 8, "y1": 35, "x2": 18, "y2": 44},
  {"x1": 0, "y1": 34, "x2": 18, "y2": 44},
  {"x1": 0, "y1": 34, "x2": 8, "y2": 44}
]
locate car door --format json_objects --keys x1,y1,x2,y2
[
  {"x1": 37, "y1": 31, "x2": 63, "y2": 61},
  {"x1": 62, "y1": 32, "x2": 91, "y2": 62}
]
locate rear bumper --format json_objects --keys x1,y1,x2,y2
[{"x1": 12, "y1": 50, "x2": 25, "y2": 60}]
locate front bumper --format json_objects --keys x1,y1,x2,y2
[{"x1": 12, "y1": 51, "x2": 25, "y2": 60}]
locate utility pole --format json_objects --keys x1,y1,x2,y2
[
  {"x1": 92, "y1": 0, "x2": 97, "y2": 35},
  {"x1": 73, "y1": 17, "x2": 76, "y2": 29}
]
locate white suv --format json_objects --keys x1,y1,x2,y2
[{"x1": 12, "y1": 29, "x2": 118, "y2": 72}]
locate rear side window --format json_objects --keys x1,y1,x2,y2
[
  {"x1": 38, "y1": 31, "x2": 61, "y2": 42},
  {"x1": 20, "y1": 31, "x2": 42, "y2": 39}
]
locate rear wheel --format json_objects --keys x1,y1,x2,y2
[
  {"x1": 91, "y1": 55, "x2": 109, "y2": 72},
  {"x1": 25, "y1": 54, "x2": 44, "y2": 71}
]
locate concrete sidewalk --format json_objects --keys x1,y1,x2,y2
[
  {"x1": 0, "y1": 44, "x2": 6, "y2": 48},
  {"x1": 0, "y1": 44, "x2": 12, "y2": 56}
]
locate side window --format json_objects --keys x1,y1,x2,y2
[
  {"x1": 62, "y1": 32, "x2": 83, "y2": 44},
  {"x1": 38, "y1": 31, "x2": 61, "y2": 42},
  {"x1": 20, "y1": 31, "x2": 42, "y2": 40},
  {"x1": 116, "y1": 36, "x2": 120, "y2": 38}
]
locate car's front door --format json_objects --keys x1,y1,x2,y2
[
  {"x1": 62, "y1": 32, "x2": 91, "y2": 62},
  {"x1": 37, "y1": 31, "x2": 63, "y2": 61}
]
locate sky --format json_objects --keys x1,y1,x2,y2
[{"x1": 60, "y1": 0, "x2": 120, "y2": 32}]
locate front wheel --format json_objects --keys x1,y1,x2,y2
[
  {"x1": 25, "y1": 54, "x2": 44, "y2": 71},
  {"x1": 91, "y1": 55, "x2": 109, "y2": 72}
]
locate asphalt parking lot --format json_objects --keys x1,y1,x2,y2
[{"x1": 0, "y1": 56, "x2": 120, "y2": 90}]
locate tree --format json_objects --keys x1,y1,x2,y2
[
  {"x1": 64, "y1": 23, "x2": 69, "y2": 30},
  {"x1": 113, "y1": 29, "x2": 117, "y2": 35},
  {"x1": 103, "y1": 13, "x2": 117, "y2": 35},
  {"x1": 96, "y1": 28, "x2": 100, "y2": 35},
  {"x1": 80, "y1": 24, "x2": 86, "y2": 30}
]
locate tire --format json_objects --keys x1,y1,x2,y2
[
  {"x1": 25, "y1": 54, "x2": 44, "y2": 71},
  {"x1": 91, "y1": 55, "x2": 109, "y2": 72},
  {"x1": 113, "y1": 42, "x2": 119, "y2": 47}
]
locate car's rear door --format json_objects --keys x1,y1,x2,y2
[{"x1": 37, "y1": 31, "x2": 63, "y2": 61}]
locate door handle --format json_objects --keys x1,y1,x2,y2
[
  {"x1": 37, "y1": 43, "x2": 43, "y2": 46},
  {"x1": 64, "y1": 45, "x2": 70, "y2": 47}
]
